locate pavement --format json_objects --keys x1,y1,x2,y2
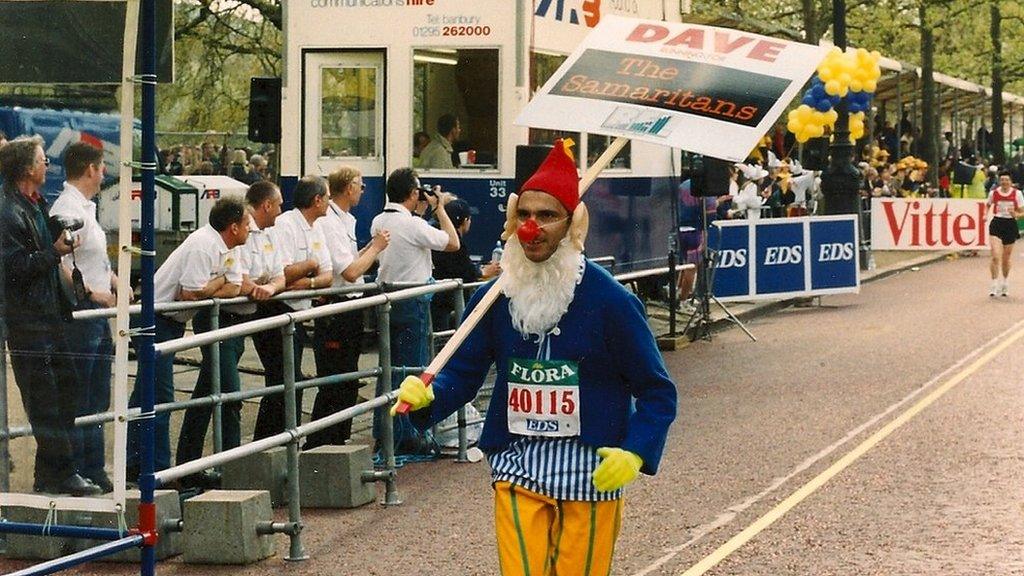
[{"x1": 646, "y1": 249, "x2": 957, "y2": 345}]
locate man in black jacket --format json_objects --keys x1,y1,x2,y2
[{"x1": 0, "y1": 136, "x2": 101, "y2": 496}]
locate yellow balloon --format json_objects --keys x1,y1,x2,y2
[
  {"x1": 788, "y1": 119, "x2": 802, "y2": 133},
  {"x1": 865, "y1": 80, "x2": 877, "y2": 93},
  {"x1": 797, "y1": 104, "x2": 813, "y2": 120},
  {"x1": 825, "y1": 79, "x2": 842, "y2": 96},
  {"x1": 812, "y1": 124, "x2": 826, "y2": 138},
  {"x1": 850, "y1": 80, "x2": 864, "y2": 92},
  {"x1": 826, "y1": 109, "x2": 838, "y2": 124}
]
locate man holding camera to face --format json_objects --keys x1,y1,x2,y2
[
  {"x1": 370, "y1": 167, "x2": 459, "y2": 452},
  {"x1": 0, "y1": 136, "x2": 103, "y2": 496},
  {"x1": 49, "y1": 142, "x2": 121, "y2": 493}
]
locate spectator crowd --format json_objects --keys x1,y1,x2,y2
[{"x1": 0, "y1": 130, "x2": 507, "y2": 495}]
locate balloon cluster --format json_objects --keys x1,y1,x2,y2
[
  {"x1": 863, "y1": 144, "x2": 890, "y2": 168},
  {"x1": 894, "y1": 156, "x2": 928, "y2": 172},
  {"x1": 787, "y1": 48, "x2": 882, "y2": 143}
]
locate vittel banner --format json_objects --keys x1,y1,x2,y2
[
  {"x1": 709, "y1": 216, "x2": 860, "y2": 301},
  {"x1": 870, "y1": 198, "x2": 988, "y2": 250}
]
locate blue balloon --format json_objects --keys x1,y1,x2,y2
[
  {"x1": 829, "y1": 94, "x2": 841, "y2": 106},
  {"x1": 803, "y1": 94, "x2": 816, "y2": 106},
  {"x1": 812, "y1": 85, "x2": 827, "y2": 99},
  {"x1": 815, "y1": 98, "x2": 833, "y2": 112}
]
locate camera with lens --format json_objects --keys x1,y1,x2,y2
[
  {"x1": 417, "y1": 186, "x2": 436, "y2": 202},
  {"x1": 50, "y1": 215, "x2": 84, "y2": 246}
]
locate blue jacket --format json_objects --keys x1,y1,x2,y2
[{"x1": 412, "y1": 261, "x2": 677, "y2": 474}]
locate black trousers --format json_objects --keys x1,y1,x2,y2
[
  {"x1": 251, "y1": 301, "x2": 306, "y2": 441},
  {"x1": 7, "y1": 323, "x2": 78, "y2": 485},
  {"x1": 307, "y1": 308, "x2": 364, "y2": 448}
]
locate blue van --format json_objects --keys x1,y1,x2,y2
[{"x1": 0, "y1": 106, "x2": 128, "y2": 203}]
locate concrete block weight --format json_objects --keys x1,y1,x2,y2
[
  {"x1": 86, "y1": 489, "x2": 182, "y2": 561},
  {"x1": 222, "y1": 446, "x2": 288, "y2": 507},
  {"x1": 1, "y1": 505, "x2": 87, "y2": 560},
  {"x1": 181, "y1": 490, "x2": 275, "y2": 564},
  {"x1": 299, "y1": 445, "x2": 375, "y2": 508}
]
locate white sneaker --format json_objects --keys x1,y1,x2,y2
[
  {"x1": 991, "y1": 280, "x2": 1000, "y2": 297},
  {"x1": 1000, "y1": 280, "x2": 1009, "y2": 297}
]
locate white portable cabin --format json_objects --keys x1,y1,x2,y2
[{"x1": 281, "y1": 0, "x2": 684, "y2": 269}]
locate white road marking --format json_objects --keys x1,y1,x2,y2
[{"x1": 631, "y1": 316, "x2": 1024, "y2": 576}]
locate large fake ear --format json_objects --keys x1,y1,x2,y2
[
  {"x1": 501, "y1": 193, "x2": 519, "y2": 241},
  {"x1": 569, "y1": 202, "x2": 589, "y2": 252}
]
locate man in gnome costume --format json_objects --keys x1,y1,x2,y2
[{"x1": 392, "y1": 139, "x2": 677, "y2": 574}]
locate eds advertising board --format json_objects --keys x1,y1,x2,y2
[
  {"x1": 516, "y1": 16, "x2": 829, "y2": 161},
  {"x1": 710, "y1": 216, "x2": 860, "y2": 301},
  {"x1": 870, "y1": 198, "x2": 989, "y2": 250}
]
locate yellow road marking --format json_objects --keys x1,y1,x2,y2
[{"x1": 680, "y1": 324, "x2": 1024, "y2": 576}]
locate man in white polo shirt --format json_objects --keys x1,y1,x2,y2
[
  {"x1": 50, "y1": 141, "x2": 121, "y2": 493},
  {"x1": 369, "y1": 167, "x2": 458, "y2": 452},
  {"x1": 252, "y1": 175, "x2": 333, "y2": 440},
  {"x1": 176, "y1": 181, "x2": 288, "y2": 486},
  {"x1": 126, "y1": 197, "x2": 249, "y2": 476},
  {"x1": 306, "y1": 166, "x2": 389, "y2": 448}
]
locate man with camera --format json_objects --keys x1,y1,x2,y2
[
  {"x1": 49, "y1": 142, "x2": 121, "y2": 493},
  {"x1": 369, "y1": 167, "x2": 458, "y2": 453},
  {"x1": 0, "y1": 136, "x2": 102, "y2": 496}
]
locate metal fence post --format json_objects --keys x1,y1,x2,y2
[
  {"x1": 210, "y1": 301, "x2": 222, "y2": 455},
  {"x1": 281, "y1": 320, "x2": 307, "y2": 561},
  {"x1": 453, "y1": 285, "x2": 469, "y2": 463},
  {"x1": 377, "y1": 301, "x2": 401, "y2": 506},
  {"x1": 0, "y1": 330, "x2": 9, "y2": 493}
]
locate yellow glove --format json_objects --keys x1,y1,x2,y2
[
  {"x1": 592, "y1": 447, "x2": 643, "y2": 492},
  {"x1": 389, "y1": 375, "x2": 435, "y2": 416}
]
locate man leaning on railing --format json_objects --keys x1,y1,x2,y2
[
  {"x1": 251, "y1": 176, "x2": 333, "y2": 441},
  {"x1": 175, "y1": 181, "x2": 288, "y2": 489},
  {"x1": 126, "y1": 196, "x2": 249, "y2": 478},
  {"x1": 307, "y1": 166, "x2": 389, "y2": 449}
]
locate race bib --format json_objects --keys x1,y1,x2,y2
[{"x1": 506, "y1": 358, "x2": 580, "y2": 437}]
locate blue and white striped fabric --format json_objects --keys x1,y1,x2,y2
[{"x1": 489, "y1": 437, "x2": 622, "y2": 502}]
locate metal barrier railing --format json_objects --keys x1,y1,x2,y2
[{"x1": 1, "y1": 259, "x2": 686, "y2": 564}]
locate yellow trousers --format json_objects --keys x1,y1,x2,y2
[{"x1": 494, "y1": 481, "x2": 623, "y2": 576}]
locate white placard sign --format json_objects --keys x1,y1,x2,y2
[
  {"x1": 516, "y1": 16, "x2": 829, "y2": 161},
  {"x1": 871, "y1": 198, "x2": 990, "y2": 250}
]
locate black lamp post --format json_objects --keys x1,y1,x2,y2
[{"x1": 821, "y1": 0, "x2": 861, "y2": 215}]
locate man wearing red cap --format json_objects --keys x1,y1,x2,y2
[{"x1": 393, "y1": 140, "x2": 677, "y2": 574}]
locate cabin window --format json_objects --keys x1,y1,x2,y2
[
  {"x1": 529, "y1": 51, "x2": 630, "y2": 170},
  {"x1": 413, "y1": 48, "x2": 499, "y2": 170},
  {"x1": 320, "y1": 66, "x2": 378, "y2": 158}
]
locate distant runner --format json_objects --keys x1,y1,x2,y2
[{"x1": 986, "y1": 170, "x2": 1024, "y2": 297}]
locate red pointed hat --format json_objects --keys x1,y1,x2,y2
[{"x1": 519, "y1": 138, "x2": 579, "y2": 212}]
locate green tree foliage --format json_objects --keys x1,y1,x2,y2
[{"x1": 157, "y1": 1, "x2": 281, "y2": 134}]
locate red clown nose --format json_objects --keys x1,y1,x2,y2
[{"x1": 516, "y1": 219, "x2": 541, "y2": 244}]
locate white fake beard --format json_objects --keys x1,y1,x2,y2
[{"x1": 500, "y1": 236, "x2": 582, "y2": 337}]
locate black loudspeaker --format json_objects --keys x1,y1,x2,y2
[
  {"x1": 690, "y1": 156, "x2": 732, "y2": 197},
  {"x1": 248, "y1": 77, "x2": 282, "y2": 143},
  {"x1": 800, "y1": 137, "x2": 830, "y2": 171},
  {"x1": 952, "y1": 162, "x2": 977, "y2": 185},
  {"x1": 515, "y1": 144, "x2": 553, "y2": 193}
]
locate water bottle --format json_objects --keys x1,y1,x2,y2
[{"x1": 491, "y1": 240, "x2": 504, "y2": 263}]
